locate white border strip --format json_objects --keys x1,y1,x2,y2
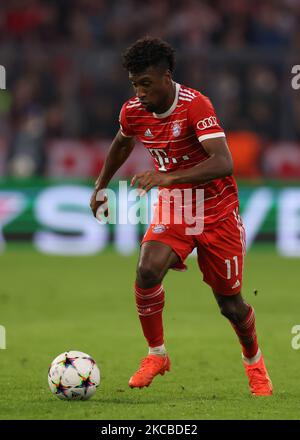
[{"x1": 198, "y1": 132, "x2": 225, "y2": 142}]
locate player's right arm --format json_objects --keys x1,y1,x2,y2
[{"x1": 90, "y1": 130, "x2": 135, "y2": 218}]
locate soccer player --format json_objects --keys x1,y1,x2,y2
[{"x1": 90, "y1": 37, "x2": 273, "y2": 396}]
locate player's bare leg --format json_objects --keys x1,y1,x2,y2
[
  {"x1": 129, "y1": 241, "x2": 179, "y2": 388},
  {"x1": 214, "y1": 291, "x2": 273, "y2": 396}
]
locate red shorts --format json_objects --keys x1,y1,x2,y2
[{"x1": 142, "y1": 207, "x2": 246, "y2": 295}]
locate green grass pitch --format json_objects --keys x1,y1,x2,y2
[{"x1": 0, "y1": 245, "x2": 299, "y2": 420}]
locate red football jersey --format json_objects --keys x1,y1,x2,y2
[{"x1": 119, "y1": 82, "x2": 239, "y2": 225}]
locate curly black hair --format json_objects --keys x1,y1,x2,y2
[{"x1": 122, "y1": 36, "x2": 176, "y2": 75}]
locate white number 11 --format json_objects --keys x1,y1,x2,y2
[{"x1": 225, "y1": 256, "x2": 239, "y2": 279}]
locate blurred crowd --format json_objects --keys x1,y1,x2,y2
[{"x1": 0, "y1": 0, "x2": 299, "y2": 179}]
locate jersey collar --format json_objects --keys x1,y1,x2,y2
[{"x1": 153, "y1": 82, "x2": 180, "y2": 119}]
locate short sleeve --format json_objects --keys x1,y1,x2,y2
[
  {"x1": 188, "y1": 94, "x2": 225, "y2": 143},
  {"x1": 119, "y1": 103, "x2": 135, "y2": 138}
]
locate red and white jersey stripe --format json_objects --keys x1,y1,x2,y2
[{"x1": 119, "y1": 82, "x2": 239, "y2": 225}]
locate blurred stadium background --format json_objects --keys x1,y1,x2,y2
[
  {"x1": 0, "y1": 0, "x2": 299, "y2": 256},
  {"x1": 1, "y1": 0, "x2": 300, "y2": 421}
]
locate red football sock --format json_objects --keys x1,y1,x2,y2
[
  {"x1": 230, "y1": 305, "x2": 259, "y2": 359},
  {"x1": 134, "y1": 282, "x2": 165, "y2": 348}
]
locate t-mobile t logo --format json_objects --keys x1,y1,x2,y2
[
  {"x1": 148, "y1": 148, "x2": 190, "y2": 172},
  {"x1": 148, "y1": 148, "x2": 168, "y2": 171}
]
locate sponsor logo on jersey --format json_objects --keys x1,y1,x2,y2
[
  {"x1": 232, "y1": 279, "x2": 240, "y2": 289},
  {"x1": 152, "y1": 224, "x2": 167, "y2": 234},
  {"x1": 172, "y1": 122, "x2": 181, "y2": 137},
  {"x1": 196, "y1": 116, "x2": 217, "y2": 130},
  {"x1": 144, "y1": 128, "x2": 154, "y2": 137}
]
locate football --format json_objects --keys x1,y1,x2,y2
[{"x1": 48, "y1": 350, "x2": 100, "y2": 400}]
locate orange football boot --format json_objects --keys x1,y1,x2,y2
[
  {"x1": 129, "y1": 354, "x2": 171, "y2": 388},
  {"x1": 243, "y1": 353, "x2": 273, "y2": 396}
]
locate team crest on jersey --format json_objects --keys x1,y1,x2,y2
[
  {"x1": 172, "y1": 122, "x2": 181, "y2": 138},
  {"x1": 152, "y1": 224, "x2": 167, "y2": 234}
]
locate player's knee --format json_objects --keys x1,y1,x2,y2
[
  {"x1": 219, "y1": 302, "x2": 246, "y2": 324},
  {"x1": 220, "y1": 305, "x2": 240, "y2": 323},
  {"x1": 136, "y1": 261, "x2": 162, "y2": 286},
  {"x1": 216, "y1": 293, "x2": 249, "y2": 324}
]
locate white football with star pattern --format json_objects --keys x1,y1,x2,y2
[{"x1": 48, "y1": 350, "x2": 100, "y2": 400}]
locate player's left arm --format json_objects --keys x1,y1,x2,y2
[
  {"x1": 131, "y1": 94, "x2": 233, "y2": 192},
  {"x1": 131, "y1": 137, "x2": 233, "y2": 192},
  {"x1": 166, "y1": 136, "x2": 233, "y2": 185},
  {"x1": 168, "y1": 93, "x2": 233, "y2": 184}
]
